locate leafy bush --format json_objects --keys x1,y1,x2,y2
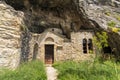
[
  {"x1": 93, "y1": 32, "x2": 108, "y2": 56},
  {"x1": 0, "y1": 60, "x2": 47, "y2": 80},
  {"x1": 53, "y1": 61, "x2": 120, "y2": 80},
  {"x1": 112, "y1": 27, "x2": 119, "y2": 33}
]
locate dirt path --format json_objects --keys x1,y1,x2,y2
[{"x1": 46, "y1": 66, "x2": 58, "y2": 80}]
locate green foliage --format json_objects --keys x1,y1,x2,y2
[
  {"x1": 107, "y1": 21, "x2": 116, "y2": 28},
  {"x1": 53, "y1": 61, "x2": 120, "y2": 80},
  {"x1": 20, "y1": 25, "x2": 28, "y2": 31},
  {"x1": 93, "y1": 32, "x2": 109, "y2": 61},
  {"x1": 104, "y1": 11, "x2": 111, "y2": 16},
  {"x1": 0, "y1": 60, "x2": 47, "y2": 80},
  {"x1": 114, "y1": 14, "x2": 120, "y2": 21},
  {"x1": 112, "y1": 27, "x2": 119, "y2": 33},
  {"x1": 107, "y1": 20, "x2": 120, "y2": 33},
  {"x1": 116, "y1": 16, "x2": 120, "y2": 21},
  {"x1": 89, "y1": 50, "x2": 94, "y2": 54},
  {"x1": 93, "y1": 32, "x2": 108, "y2": 57},
  {"x1": 93, "y1": 32, "x2": 108, "y2": 50}
]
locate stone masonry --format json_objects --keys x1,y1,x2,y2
[{"x1": 29, "y1": 28, "x2": 95, "y2": 63}]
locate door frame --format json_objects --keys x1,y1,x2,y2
[{"x1": 44, "y1": 44, "x2": 54, "y2": 64}]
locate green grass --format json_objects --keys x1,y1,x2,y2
[
  {"x1": 0, "y1": 60, "x2": 47, "y2": 80},
  {"x1": 53, "y1": 61, "x2": 120, "y2": 80}
]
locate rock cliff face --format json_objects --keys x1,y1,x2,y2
[
  {"x1": 0, "y1": 0, "x2": 120, "y2": 68},
  {"x1": 79, "y1": 0, "x2": 120, "y2": 60},
  {"x1": 79, "y1": 0, "x2": 120, "y2": 29},
  {"x1": 4, "y1": 0, "x2": 120, "y2": 34},
  {"x1": 0, "y1": 1, "x2": 24, "y2": 69},
  {"x1": 5, "y1": 0, "x2": 94, "y2": 38},
  {"x1": 6, "y1": 0, "x2": 120, "y2": 60}
]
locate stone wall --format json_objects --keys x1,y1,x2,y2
[
  {"x1": 0, "y1": 2, "x2": 24, "y2": 69},
  {"x1": 29, "y1": 33, "x2": 40, "y2": 61},
  {"x1": 62, "y1": 31, "x2": 95, "y2": 61},
  {"x1": 29, "y1": 30, "x2": 95, "y2": 63}
]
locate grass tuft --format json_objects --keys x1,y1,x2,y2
[{"x1": 0, "y1": 60, "x2": 47, "y2": 80}]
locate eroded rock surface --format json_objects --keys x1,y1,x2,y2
[
  {"x1": 79, "y1": 0, "x2": 120, "y2": 59},
  {"x1": 79, "y1": 0, "x2": 120, "y2": 29},
  {"x1": 0, "y1": 1, "x2": 24, "y2": 69}
]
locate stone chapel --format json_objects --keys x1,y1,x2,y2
[{"x1": 29, "y1": 28, "x2": 95, "y2": 64}]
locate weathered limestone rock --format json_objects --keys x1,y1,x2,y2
[
  {"x1": 79, "y1": 0, "x2": 120, "y2": 60},
  {"x1": 79, "y1": 0, "x2": 120, "y2": 30},
  {"x1": 0, "y1": 2, "x2": 24, "y2": 69}
]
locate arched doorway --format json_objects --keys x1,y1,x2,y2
[
  {"x1": 33, "y1": 43, "x2": 39, "y2": 60},
  {"x1": 44, "y1": 37, "x2": 54, "y2": 64}
]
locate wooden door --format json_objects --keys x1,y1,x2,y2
[{"x1": 45, "y1": 45, "x2": 54, "y2": 64}]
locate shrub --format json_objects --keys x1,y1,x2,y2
[
  {"x1": 93, "y1": 32, "x2": 108, "y2": 55},
  {"x1": 0, "y1": 60, "x2": 47, "y2": 80},
  {"x1": 107, "y1": 21, "x2": 120, "y2": 33},
  {"x1": 53, "y1": 61, "x2": 120, "y2": 80},
  {"x1": 112, "y1": 27, "x2": 119, "y2": 33}
]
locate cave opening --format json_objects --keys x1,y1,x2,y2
[
  {"x1": 28, "y1": 26, "x2": 45, "y2": 34},
  {"x1": 103, "y1": 46, "x2": 112, "y2": 54}
]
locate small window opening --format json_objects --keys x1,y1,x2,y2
[
  {"x1": 83, "y1": 38, "x2": 87, "y2": 54},
  {"x1": 88, "y1": 39, "x2": 93, "y2": 50}
]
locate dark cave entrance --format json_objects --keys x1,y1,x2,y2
[
  {"x1": 103, "y1": 46, "x2": 112, "y2": 54},
  {"x1": 28, "y1": 26, "x2": 45, "y2": 34},
  {"x1": 102, "y1": 46, "x2": 113, "y2": 60}
]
